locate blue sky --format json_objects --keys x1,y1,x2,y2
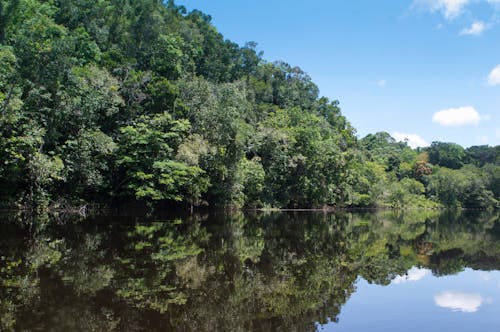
[
  {"x1": 323, "y1": 268, "x2": 500, "y2": 331},
  {"x1": 175, "y1": 0, "x2": 500, "y2": 147}
]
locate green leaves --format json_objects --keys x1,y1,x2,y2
[
  {"x1": 149, "y1": 34, "x2": 184, "y2": 79},
  {"x1": 131, "y1": 160, "x2": 208, "y2": 202},
  {"x1": 116, "y1": 112, "x2": 209, "y2": 203},
  {"x1": 0, "y1": 45, "x2": 22, "y2": 114},
  {"x1": 59, "y1": 129, "x2": 117, "y2": 198},
  {"x1": 0, "y1": 0, "x2": 496, "y2": 209},
  {"x1": 428, "y1": 142, "x2": 466, "y2": 169},
  {"x1": 428, "y1": 165, "x2": 498, "y2": 209},
  {"x1": 255, "y1": 106, "x2": 353, "y2": 207}
]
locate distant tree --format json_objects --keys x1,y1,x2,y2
[
  {"x1": 427, "y1": 142, "x2": 465, "y2": 169},
  {"x1": 465, "y1": 145, "x2": 499, "y2": 167}
]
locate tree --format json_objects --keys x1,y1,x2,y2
[
  {"x1": 58, "y1": 129, "x2": 117, "y2": 201},
  {"x1": 427, "y1": 142, "x2": 465, "y2": 169},
  {"x1": 116, "y1": 112, "x2": 209, "y2": 204},
  {"x1": 465, "y1": 145, "x2": 499, "y2": 167}
]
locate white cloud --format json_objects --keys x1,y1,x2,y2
[
  {"x1": 392, "y1": 132, "x2": 430, "y2": 149},
  {"x1": 377, "y1": 79, "x2": 387, "y2": 87},
  {"x1": 393, "y1": 267, "x2": 431, "y2": 284},
  {"x1": 432, "y1": 106, "x2": 482, "y2": 126},
  {"x1": 413, "y1": 0, "x2": 500, "y2": 23},
  {"x1": 488, "y1": 65, "x2": 500, "y2": 86},
  {"x1": 460, "y1": 21, "x2": 486, "y2": 35},
  {"x1": 441, "y1": 0, "x2": 471, "y2": 18},
  {"x1": 414, "y1": 0, "x2": 471, "y2": 19},
  {"x1": 434, "y1": 291, "x2": 484, "y2": 313}
]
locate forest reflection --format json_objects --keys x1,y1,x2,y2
[{"x1": 0, "y1": 210, "x2": 499, "y2": 331}]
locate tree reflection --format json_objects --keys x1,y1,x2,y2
[{"x1": 0, "y1": 209, "x2": 499, "y2": 331}]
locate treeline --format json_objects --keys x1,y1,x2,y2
[
  {"x1": 353, "y1": 133, "x2": 499, "y2": 209},
  {"x1": 0, "y1": 0, "x2": 498, "y2": 210}
]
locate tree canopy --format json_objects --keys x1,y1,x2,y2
[{"x1": 0, "y1": 0, "x2": 497, "y2": 210}]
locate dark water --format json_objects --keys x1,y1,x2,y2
[{"x1": 0, "y1": 210, "x2": 499, "y2": 331}]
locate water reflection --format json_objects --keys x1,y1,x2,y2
[
  {"x1": 392, "y1": 267, "x2": 431, "y2": 284},
  {"x1": 434, "y1": 291, "x2": 484, "y2": 313},
  {"x1": 0, "y1": 210, "x2": 498, "y2": 331}
]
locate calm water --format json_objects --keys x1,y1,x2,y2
[{"x1": 0, "y1": 210, "x2": 499, "y2": 331}]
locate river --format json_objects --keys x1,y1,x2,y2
[{"x1": 0, "y1": 210, "x2": 498, "y2": 331}]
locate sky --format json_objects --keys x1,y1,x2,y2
[
  {"x1": 175, "y1": 0, "x2": 500, "y2": 148},
  {"x1": 323, "y1": 268, "x2": 500, "y2": 331}
]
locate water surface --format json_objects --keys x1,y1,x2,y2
[{"x1": 0, "y1": 210, "x2": 498, "y2": 331}]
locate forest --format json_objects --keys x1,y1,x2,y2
[{"x1": 0, "y1": 0, "x2": 498, "y2": 210}]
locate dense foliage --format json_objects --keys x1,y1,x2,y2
[
  {"x1": 353, "y1": 135, "x2": 499, "y2": 209},
  {"x1": 0, "y1": 0, "x2": 498, "y2": 210}
]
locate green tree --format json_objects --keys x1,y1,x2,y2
[
  {"x1": 427, "y1": 142, "x2": 466, "y2": 169},
  {"x1": 116, "y1": 112, "x2": 209, "y2": 204}
]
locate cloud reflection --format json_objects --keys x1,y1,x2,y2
[
  {"x1": 393, "y1": 267, "x2": 430, "y2": 284},
  {"x1": 479, "y1": 272, "x2": 492, "y2": 282},
  {"x1": 434, "y1": 291, "x2": 484, "y2": 313}
]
